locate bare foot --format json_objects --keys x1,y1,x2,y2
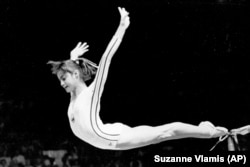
[{"x1": 199, "y1": 121, "x2": 228, "y2": 138}]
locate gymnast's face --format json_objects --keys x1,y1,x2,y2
[{"x1": 57, "y1": 70, "x2": 77, "y2": 93}]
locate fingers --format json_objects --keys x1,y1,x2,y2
[
  {"x1": 118, "y1": 7, "x2": 129, "y2": 17},
  {"x1": 81, "y1": 42, "x2": 89, "y2": 48},
  {"x1": 118, "y1": 7, "x2": 122, "y2": 13},
  {"x1": 74, "y1": 42, "x2": 81, "y2": 49},
  {"x1": 70, "y1": 42, "x2": 89, "y2": 60},
  {"x1": 79, "y1": 42, "x2": 89, "y2": 50},
  {"x1": 76, "y1": 42, "x2": 87, "y2": 47},
  {"x1": 76, "y1": 42, "x2": 89, "y2": 50}
]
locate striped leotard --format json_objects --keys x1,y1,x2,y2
[
  {"x1": 67, "y1": 87, "x2": 123, "y2": 150},
  {"x1": 68, "y1": 37, "x2": 124, "y2": 150}
]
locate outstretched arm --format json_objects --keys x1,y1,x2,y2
[
  {"x1": 89, "y1": 7, "x2": 130, "y2": 92},
  {"x1": 70, "y1": 42, "x2": 89, "y2": 61}
]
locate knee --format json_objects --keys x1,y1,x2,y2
[{"x1": 157, "y1": 122, "x2": 184, "y2": 141}]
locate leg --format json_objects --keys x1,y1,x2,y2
[
  {"x1": 116, "y1": 124, "x2": 165, "y2": 150},
  {"x1": 89, "y1": 38, "x2": 124, "y2": 142},
  {"x1": 116, "y1": 121, "x2": 228, "y2": 150}
]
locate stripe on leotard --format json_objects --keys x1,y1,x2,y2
[{"x1": 90, "y1": 37, "x2": 121, "y2": 141}]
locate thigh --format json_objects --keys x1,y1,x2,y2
[
  {"x1": 116, "y1": 125, "x2": 160, "y2": 150},
  {"x1": 101, "y1": 122, "x2": 129, "y2": 135}
]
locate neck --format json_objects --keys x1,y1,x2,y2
[{"x1": 71, "y1": 82, "x2": 87, "y2": 101}]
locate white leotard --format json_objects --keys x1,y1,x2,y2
[
  {"x1": 68, "y1": 87, "x2": 123, "y2": 150},
  {"x1": 67, "y1": 37, "x2": 124, "y2": 150}
]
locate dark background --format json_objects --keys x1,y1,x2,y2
[{"x1": 0, "y1": 0, "x2": 249, "y2": 151}]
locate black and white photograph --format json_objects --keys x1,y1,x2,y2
[{"x1": 0, "y1": 0, "x2": 249, "y2": 166}]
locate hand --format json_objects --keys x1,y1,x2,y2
[
  {"x1": 231, "y1": 125, "x2": 250, "y2": 135},
  {"x1": 118, "y1": 7, "x2": 130, "y2": 29},
  {"x1": 199, "y1": 121, "x2": 228, "y2": 138},
  {"x1": 70, "y1": 42, "x2": 89, "y2": 61}
]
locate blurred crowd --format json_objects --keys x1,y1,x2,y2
[
  {"x1": 0, "y1": 131, "x2": 148, "y2": 167},
  {"x1": 0, "y1": 130, "x2": 249, "y2": 167},
  {"x1": 0, "y1": 141, "x2": 148, "y2": 167}
]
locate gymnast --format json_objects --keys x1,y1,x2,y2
[{"x1": 48, "y1": 7, "x2": 228, "y2": 150}]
